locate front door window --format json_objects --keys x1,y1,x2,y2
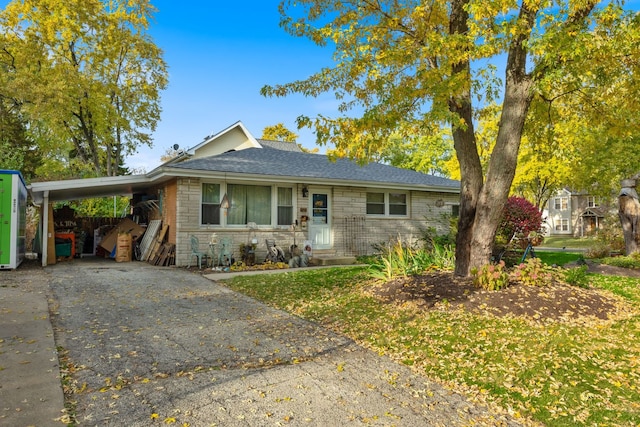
[
  {"x1": 309, "y1": 191, "x2": 331, "y2": 249},
  {"x1": 312, "y1": 194, "x2": 328, "y2": 224}
]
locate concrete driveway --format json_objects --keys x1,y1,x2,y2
[{"x1": 2, "y1": 259, "x2": 526, "y2": 426}]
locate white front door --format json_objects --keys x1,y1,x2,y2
[{"x1": 309, "y1": 191, "x2": 331, "y2": 250}]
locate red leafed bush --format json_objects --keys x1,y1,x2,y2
[{"x1": 497, "y1": 196, "x2": 543, "y2": 243}]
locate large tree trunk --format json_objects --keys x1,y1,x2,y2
[
  {"x1": 451, "y1": 0, "x2": 537, "y2": 276},
  {"x1": 619, "y1": 179, "x2": 640, "y2": 255},
  {"x1": 449, "y1": 0, "x2": 482, "y2": 276},
  {"x1": 466, "y1": 75, "x2": 533, "y2": 274}
]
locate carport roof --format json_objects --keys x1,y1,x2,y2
[{"x1": 28, "y1": 174, "x2": 156, "y2": 205}]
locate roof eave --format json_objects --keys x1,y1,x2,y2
[{"x1": 157, "y1": 167, "x2": 460, "y2": 193}]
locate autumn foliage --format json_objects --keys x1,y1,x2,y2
[{"x1": 497, "y1": 196, "x2": 543, "y2": 243}]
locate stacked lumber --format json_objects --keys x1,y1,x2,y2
[
  {"x1": 149, "y1": 243, "x2": 175, "y2": 266},
  {"x1": 140, "y1": 222, "x2": 175, "y2": 266}
]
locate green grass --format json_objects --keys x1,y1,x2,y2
[
  {"x1": 535, "y1": 250, "x2": 584, "y2": 266},
  {"x1": 222, "y1": 266, "x2": 640, "y2": 427},
  {"x1": 542, "y1": 236, "x2": 597, "y2": 249}
]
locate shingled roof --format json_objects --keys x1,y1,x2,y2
[
  {"x1": 257, "y1": 139, "x2": 303, "y2": 152},
  {"x1": 170, "y1": 147, "x2": 459, "y2": 190}
]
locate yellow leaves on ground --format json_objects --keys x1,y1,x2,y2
[{"x1": 224, "y1": 268, "x2": 640, "y2": 426}]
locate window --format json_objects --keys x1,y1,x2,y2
[
  {"x1": 277, "y1": 187, "x2": 293, "y2": 226},
  {"x1": 555, "y1": 219, "x2": 569, "y2": 231},
  {"x1": 554, "y1": 197, "x2": 568, "y2": 211},
  {"x1": 451, "y1": 204, "x2": 460, "y2": 218},
  {"x1": 201, "y1": 183, "x2": 221, "y2": 225},
  {"x1": 227, "y1": 184, "x2": 271, "y2": 225},
  {"x1": 587, "y1": 196, "x2": 597, "y2": 208},
  {"x1": 366, "y1": 192, "x2": 385, "y2": 215},
  {"x1": 366, "y1": 192, "x2": 407, "y2": 216},
  {"x1": 201, "y1": 184, "x2": 295, "y2": 227},
  {"x1": 389, "y1": 193, "x2": 407, "y2": 215}
]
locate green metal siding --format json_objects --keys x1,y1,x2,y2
[{"x1": 0, "y1": 173, "x2": 10, "y2": 265}]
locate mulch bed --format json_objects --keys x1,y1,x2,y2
[{"x1": 371, "y1": 265, "x2": 636, "y2": 323}]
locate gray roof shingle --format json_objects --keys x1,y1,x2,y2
[
  {"x1": 171, "y1": 148, "x2": 459, "y2": 190},
  {"x1": 257, "y1": 139, "x2": 303, "y2": 152}
]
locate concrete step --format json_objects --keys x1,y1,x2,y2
[{"x1": 309, "y1": 256, "x2": 357, "y2": 266}]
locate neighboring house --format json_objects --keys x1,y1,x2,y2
[
  {"x1": 544, "y1": 188, "x2": 609, "y2": 237},
  {"x1": 29, "y1": 121, "x2": 460, "y2": 266}
]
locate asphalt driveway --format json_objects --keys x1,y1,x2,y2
[{"x1": 2, "y1": 259, "x2": 525, "y2": 426}]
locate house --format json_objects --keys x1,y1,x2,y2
[
  {"x1": 29, "y1": 121, "x2": 460, "y2": 267},
  {"x1": 544, "y1": 188, "x2": 609, "y2": 237}
]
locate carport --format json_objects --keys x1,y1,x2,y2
[{"x1": 28, "y1": 174, "x2": 166, "y2": 267}]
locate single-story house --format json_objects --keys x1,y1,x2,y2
[{"x1": 29, "y1": 121, "x2": 460, "y2": 267}]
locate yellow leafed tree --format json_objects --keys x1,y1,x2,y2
[
  {"x1": 262, "y1": 0, "x2": 640, "y2": 275},
  {"x1": 0, "y1": 0, "x2": 168, "y2": 177}
]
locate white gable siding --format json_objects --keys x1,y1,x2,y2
[{"x1": 192, "y1": 127, "x2": 259, "y2": 159}]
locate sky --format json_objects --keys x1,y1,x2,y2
[{"x1": 127, "y1": 1, "x2": 338, "y2": 172}]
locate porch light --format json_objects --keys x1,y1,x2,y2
[
  {"x1": 302, "y1": 186, "x2": 309, "y2": 198},
  {"x1": 220, "y1": 193, "x2": 230, "y2": 209}
]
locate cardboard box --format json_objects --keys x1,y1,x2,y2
[{"x1": 98, "y1": 218, "x2": 146, "y2": 254}]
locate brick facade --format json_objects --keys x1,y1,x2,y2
[{"x1": 170, "y1": 178, "x2": 458, "y2": 266}]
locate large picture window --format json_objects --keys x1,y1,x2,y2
[
  {"x1": 201, "y1": 184, "x2": 295, "y2": 227},
  {"x1": 366, "y1": 192, "x2": 407, "y2": 216},
  {"x1": 227, "y1": 184, "x2": 272, "y2": 225},
  {"x1": 201, "y1": 183, "x2": 221, "y2": 225}
]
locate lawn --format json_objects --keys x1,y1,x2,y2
[
  {"x1": 221, "y1": 266, "x2": 640, "y2": 427},
  {"x1": 534, "y1": 250, "x2": 583, "y2": 266},
  {"x1": 542, "y1": 236, "x2": 597, "y2": 249}
]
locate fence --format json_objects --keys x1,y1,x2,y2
[{"x1": 341, "y1": 216, "x2": 371, "y2": 256}]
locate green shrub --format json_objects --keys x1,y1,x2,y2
[
  {"x1": 430, "y1": 244, "x2": 456, "y2": 270},
  {"x1": 563, "y1": 265, "x2": 590, "y2": 288},
  {"x1": 594, "y1": 214, "x2": 625, "y2": 252},
  {"x1": 368, "y1": 237, "x2": 455, "y2": 281},
  {"x1": 585, "y1": 243, "x2": 612, "y2": 259},
  {"x1": 511, "y1": 258, "x2": 555, "y2": 287},
  {"x1": 600, "y1": 255, "x2": 640, "y2": 269},
  {"x1": 471, "y1": 261, "x2": 510, "y2": 291},
  {"x1": 420, "y1": 224, "x2": 456, "y2": 249}
]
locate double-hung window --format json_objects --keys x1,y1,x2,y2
[
  {"x1": 277, "y1": 187, "x2": 294, "y2": 226},
  {"x1": 366, "y1": 192, "x2": 407, "y2": 216},
  {"x1": 202, "y1": 183, "x2": 221, "y2": 225},
  {"x1": 554, "y1": 197, "x2": 568, "y2": 211}
]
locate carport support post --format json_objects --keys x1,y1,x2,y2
[{"x1": 40, "y1": 191, "x2": 51, "y2": 267}]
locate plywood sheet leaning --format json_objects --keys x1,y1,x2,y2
[{"x1": 139, "y1": 220, "x2": 162, "y2": 261}]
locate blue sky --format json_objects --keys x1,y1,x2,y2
[{"x1": 129, "y1": 1, "x2": 338, "y2": 171}]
